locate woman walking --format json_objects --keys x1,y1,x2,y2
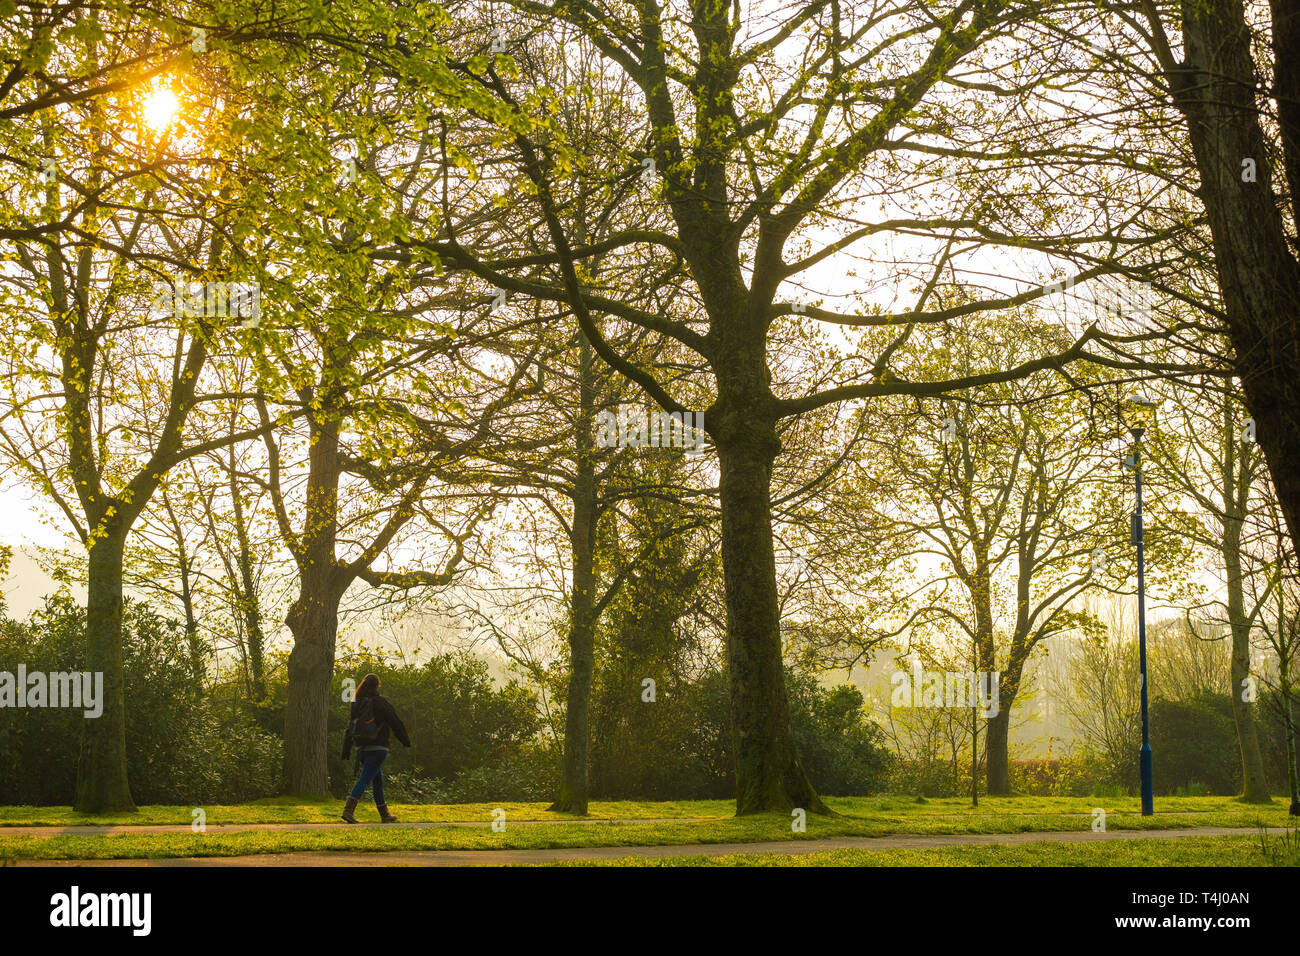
[{"x1": 341, "y1": 673, "x2": 411, "y2": 823}]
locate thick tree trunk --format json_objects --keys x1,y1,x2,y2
[
  {"x1": 550, "y1": 351, "x2": 598, "y2": 814},
  {"x1": 985, "y1": 661, "x2": 1025, "y2": 796},
  {"x1": 1286, "y1": 694, "x2": 1300, "y2": 815},
  {"x1": 549, "y1": 543, "x2": 595, "y2": 813},
  {"x1": 985, "y1": 704, "x2": 1012, "y2": 796},
  {"x1": 283, "y1": 582, "x2": 341, "y2": 796},
  {"x1": 716, "y1": 422, "x2": 827, "y2": 815},
  {"x1": 1281, "y1": 653, "x2": 1300, "y2": 815},
  {"x1": 282, "y1": 416, "x2": 343, "y2": 797},
  {"x1": 1227, "y1": 596, "x2": 1271, "y2": 802},
  {"x1": 1172, "y1": 0, "x2": 1300, "y2": 565},
  {"x1": 75, "y1": 532, "x2": 136, "y2": 813},
  {"x1": 1217, "y1": 402, "x2": 1273, "y2": 802}
]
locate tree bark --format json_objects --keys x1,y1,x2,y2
[
  {"x1": 175, "y1": 537, "x2": 204, "y2": 690},
  {"x1": 75, "y1": 531, "x2": 135, "y2": 812},
  {"x1": 1286, "y1": 691, "x2": 1300, "y2": 815},
  {"x1": 715, "y1": 406, "x2": 827, "y2": 814},
  {"x1": 550, "y1": 338, "x2": 598, "y2": 815},
  {"x1": 1281, "y1": 651, "x2": 1300, "y2": 815},
  {"x1": 985, "y1": 699, "x2": 1011, "y2": 795},
  {"x1": 282, "y1": 415, "x2": 343, "y2": 796},
  {"x1": 984, "y1": 657, "x2": 1027, "y2": 796},
  {"x1": 1169, "y1": 0, "x2": 1300, "y2": 566},
  {"x1": 1224, "y1": 520, "x2": 1272, "y2": 801},
  {"x1": 283, "y1": 582, "x2": 341, "y2": 796},
  {"x1": 550, "y1": 497, "x2": 596, "y2": 814}
]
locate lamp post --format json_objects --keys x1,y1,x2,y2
[{"x1": 1121, "y1": 395, "x2": 1156, "y2": 816}]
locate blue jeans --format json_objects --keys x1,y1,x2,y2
[{"x1": 349, "y1": 748, "x2": 389, "y2": 804}]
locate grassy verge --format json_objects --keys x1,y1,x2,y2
[
  {"x1": 0, "y1": 797, "x2": 729, "y2": 827},
  {"x1": 0, "y1": 797, "x2": 1295, "y2": 861},
  {"x1": 0, "y1": 793, "x2": 1291, "y2": 828}
]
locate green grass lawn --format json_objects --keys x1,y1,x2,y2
[
  {"x1": 0, "y1": 792, "x2": 1289, "y2": 827},
  {"x1": 0, "y1": 794, "x2": 1295, "y2": 862}
]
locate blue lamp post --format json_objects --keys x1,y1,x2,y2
[{"x1": 1122, "y1": 395, "x2": 1157, "y2": 816}]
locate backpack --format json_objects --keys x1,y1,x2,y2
[{"x1": 347, "y1": 697, "x2": 384, "y2": 746}]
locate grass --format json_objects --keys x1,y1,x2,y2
[
  {"x1": 551, "y1": 835, "x2": 1300, "y2": 867},
  {"x1": 0, "y1": 793, "x2": 1290, "y2": 827},
  {"x1": 0, "y1": 796, "x2": 730, "y2": 827},
  {"x1": 0, "y1": 794, "x2": 1295, "y2": 862}
]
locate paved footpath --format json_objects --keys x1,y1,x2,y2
[{"x1": 5, "y1": 825, "x2": 1286, "y2": 866}]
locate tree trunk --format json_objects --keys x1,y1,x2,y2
[
  {"x1": 1282, "y1": 652, "x2": 1300, "y2": 815},
  {"x1": 1222, "y1": 463, "x2": 1272, "y2": 802},
  {"x1": 1171, "y1": 0, "x2": 1300, "y2": 566},
  {"x1": 75, "y1": 531, "x2": 136, "y2": 813},
  {"x1": 550, "y1": 338, "x2": 599, "y2": 814},
  {"x1": 985, "y1": 704, "x2": 1011, "y2": 796},
  {"x1": 984, "y1": 658, "x2": 1026, "y2": 796},
  {"x1": 178, "y1": 554, "x2": 204, "y2": 691},
  {"x1": 1286, "y1": 690, "x2": 1300, "y2": 815},
  {"x1": 282, "y1": 581, "x2": 341, "y2": 796},
  {"x1": 237, "y1": 542, "x2": 267, "y2": 702},
  {"x1": 1228, "y1": 610, "x2": 1271, "y2": 802},
  {"x1": 716, "y1": 422, "x2": 827, "y2": 815},
  {"x1": 282, "y1": 416, "x2": 343, "y2": 797},
  {"x1": 549, "y1": 528, "x2": 595, "y2": 813}
]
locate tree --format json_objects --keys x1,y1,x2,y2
[
  {"x1": 1242, "y1": 483, "x2": 1300, "y2": 812},
  {"x1": 0, "y1": 14, "x2": 264, "y2": 809},
  {"x1": 1148, "y1": 378, "x2": 1273, "y2": 801},
  {"x1": 830, "y1": 319, "x2": 1154, "y2": 793},
  {"x1": 1130, "y1": 0, "x2": 1300, "y2": 568},
  {"x1": 0, "y1": 0, "x2": 450, "y2": 812},
  {"x1": 437, "y1": 0, "x2": 1172, "y2": 814},
  {"x1": 1056, "y1": 596, "x2": 1144, "y2": 789}
]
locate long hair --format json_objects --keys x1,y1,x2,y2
[{"x1": 354, "y1": 674, "x2": 380, "y2": 700}]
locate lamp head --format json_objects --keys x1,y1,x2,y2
[{"x1": 1120, "y1": 395, "x2": 1157, "y2": 440}]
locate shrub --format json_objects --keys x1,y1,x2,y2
[
  {"x1": 0, "y1": 594, "x2": 282, "y2": 805},
  {"x1": 1149, "y1": 692, "x2": 1241, "y2": 796},
  {"x1": 889, "y1": 758, "x2": 971, "y2": 797},
  {"x1": 788, "y1": 674, "x2": 893, "y2": 795},
  {"x1": 583, "y1": 665, "x2": 892, "y2": 800},
  {"x1": 1008, "y1": 753, "x2": 1106, "y2": 797}
]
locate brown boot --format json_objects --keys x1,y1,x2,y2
[
  {"x1": 376, "y1": 803, "x2": 397, "y2": 823},
  {"x1": 341, "y1": 797, "x2": 359, "y2": 824}
]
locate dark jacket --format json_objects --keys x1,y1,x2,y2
[{"x1": 342, "y1": 693, "x2": 411, "y2": 759}]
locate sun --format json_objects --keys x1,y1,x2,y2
[{"x1": 142, "y1": 86, "x2": 180, "y2": 133}]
